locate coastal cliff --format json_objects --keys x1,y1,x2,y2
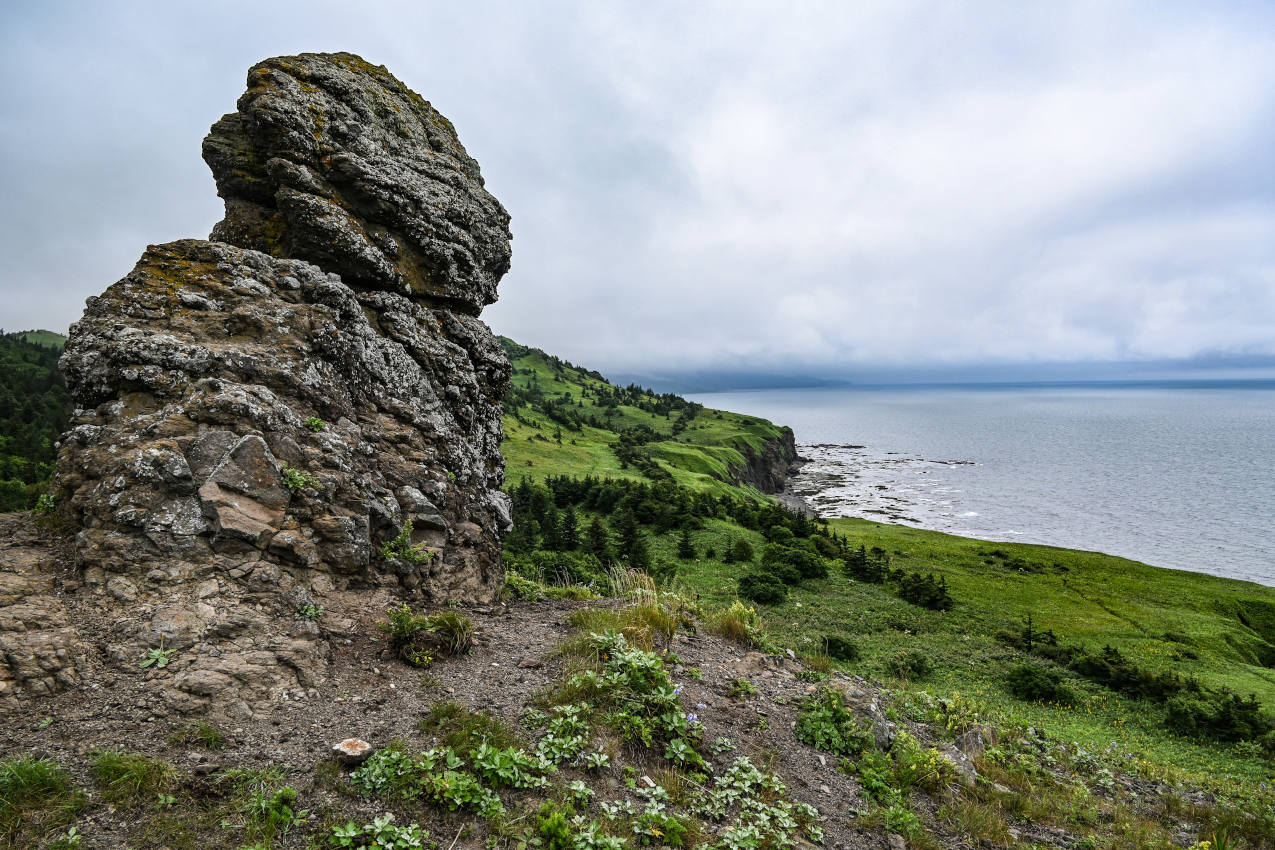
[{"x1": 730, "y1": 426, "x2": 800, "y2": 494}]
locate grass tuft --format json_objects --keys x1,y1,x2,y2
[
  {"x1": 89, "y1": 750, "x2": 177, "y2": 804},
  {"x1": 0, "y1": 756, "x2": 85, "y2": 844}
]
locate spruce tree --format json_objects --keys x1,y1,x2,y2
[
  {"x1": 677, "y1": 526, "x2": 696, "y2": 560},
  {"x1": 584, "y1": 517, "x2": 614, "y2": 564},
  {"x1": 561, "y1": 505, "x2": 580, "y2": 551}
]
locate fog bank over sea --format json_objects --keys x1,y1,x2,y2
[{"x1": 689, "y1": 382, "x2": 1275, "y2": 587}]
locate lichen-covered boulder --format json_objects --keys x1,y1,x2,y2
[
  {"x1": 58, "y1": 238, "x2": 510, "y2": 596},
  {"x1": 203, "y1": 52, "x2": 512, "y2": 313},
  {"x1": 37, "y1": 53, "x2": 513, "y2": 717}
]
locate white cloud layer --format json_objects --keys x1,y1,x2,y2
[{"x1": 2, "y1": 0, "x2": 1273, "y2": 375}]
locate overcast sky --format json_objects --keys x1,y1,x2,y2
[{"x1": 2, "y1": 1, "x2": 1274, "y2": 378}]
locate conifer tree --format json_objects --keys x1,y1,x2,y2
[
  {"x1": 584, "y1": 517, "x2": 614, "y2": 564},
  {"x1": 561, "y1": 505, "x2": 580, "y2": 551},
  {"x1": 677, "y1": 526, "x2": 696, "y2": 560}
]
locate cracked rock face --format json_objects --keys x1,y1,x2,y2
[
  {"x1": 203, "y1": 52, "x2": 512, "y2": 314},
  {"x1": 25, "y1": 53, "x2": 513, "y2": 717}
]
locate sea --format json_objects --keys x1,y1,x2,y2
[{"x1": 688, "y1": 382, "x2": 1275, "y2": 587}]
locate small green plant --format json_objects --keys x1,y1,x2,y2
[
  {"x1": 46, "y1": 826, "x2": 82, "y2": 849},
  {"x1": 794, "y1": 686, "x2": 873, "y2": 757},
  {"x1": 882, "y1": 803, "x2": 924, "y2": 841},
  {"x1": 726, "y1": 678, "x2": 758, "y2": 700},
  {"x1": 304, "y1": 416, "x2": 325, "y2": 431},
  {"x1": 139, "y1": 637, "x2": 176, "y2": 669},
  {"x1": 585, "y1": 750, "x2": 611, "y2": 771},
  {"x1": 380, "y1": 519, "x2": 433, "y2": 564},
  {"x1": 32, "y1": 492, "x2": 56, "y2": 515},
  {"x1": 167, "y1": 720, "x2": 227, "y2": 750},
  {"x1": 295, "y1": 603, "x2": 324, "y2": 621},
  {"x1": 278, "y1": 461, "x2": 321, "y2": 492},
  {"x1": 243, "y1": 784, "x2": 308, "y2": 841},
  {"x1": 330, "y1": 814, "x2": 427, "y2": 848},
  {"x1": 537, "y1": 800, "x2": 576, "y2": 850}
]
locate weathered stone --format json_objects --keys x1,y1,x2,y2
[
  {"x1": 38, "y1": 52, "x2": 513, "y2": 717},
  {"x1": 203, "y1": 52, "x2": 511, "y2": 314}
]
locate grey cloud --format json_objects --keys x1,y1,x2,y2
[{"x1": 2, "y1": 1, "x2": 1273, "y2": 378}]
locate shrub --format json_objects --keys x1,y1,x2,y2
[
  {"x1": 822, "y1": 635, "x2": 860, "y2": 662},
  {"x1": 1005, "y1": 663, "x2": 1075, "y2": 704},
  {"x1": 895, "y1": 571, "x2": 954, "y2": 611},
  {"x1": 709, "y1": 601, "x2": 765, "y2": 647},
  {"x1": 761, "y1": 544, "x2": 827, "y2": 581},
  {"x1": 723, "y1": 538, "x2": 755, "y2": 565},
  {"x1": 504, "y1": 573, "x2": 544, "y2": 601},
  {"x1": 886, "y1": 649, "x2": 934, "y2": 681},
  {"x1": 738, "y1": 571, "x2": 788, "y2": 605},
  {"x1": 767, "y1": 526, "x2": 795, "y2": 545},
  {"x1": 1164, "y1": 690, "x2": 1275, "y2": 744},
  {"x1": 843, "y1": 544, "x2": 889, "y2": 583}
]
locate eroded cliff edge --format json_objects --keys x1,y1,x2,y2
[{"x1": 2, "y1": 53, "x2": 513, "y2": 718}]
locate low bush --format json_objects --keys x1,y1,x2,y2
[
  {"x1": 722, "y1": 537, "x2": 755, "y2": 565},
  {"x1": 708, "y1": 601, "x2": 766, "y2": 647},
  {"x1": 895, "y1": 571, "x2": 954, "y2": 611},
  {"x1": 822, "y1": 635, "x2": 860, "y2": 662},
  {"x1": 1005, "y1": 663, "x2": 1076, "y2": 704},
  {"x1": 886, "y1": 649, "x2": 935, "y2": 681},
  {"x1": 738, "y1": 571, "x2": 788, "y2": 604}
]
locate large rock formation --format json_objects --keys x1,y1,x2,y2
[{"x1": 12, "y1": 53, "x2": 514, "y2": 717}]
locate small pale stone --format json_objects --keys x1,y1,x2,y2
[{"x1": 331, "y1": 738, "x2": 375, "y2": 765}]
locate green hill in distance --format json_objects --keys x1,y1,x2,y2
[
  {"x1": 8, "y1": 329, "x2": 67, "y2": 349},
  {"x1": 500, "y1": 337, "x2": 794, "y2": 499}
]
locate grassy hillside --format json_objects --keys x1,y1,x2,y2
[
  {"x1": 10, "y1": 330, "x2": 67, "y2": 349},
  {"x1": 498, "y1": 341, "x2": 1275, "y2": 828},
  {"x1": 500, "y1": 338, "x2": 790, "y2": 499}
]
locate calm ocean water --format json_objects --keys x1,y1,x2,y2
[{"x1": 689, "y1": 383, "x2": 1275, "y2": 587}]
